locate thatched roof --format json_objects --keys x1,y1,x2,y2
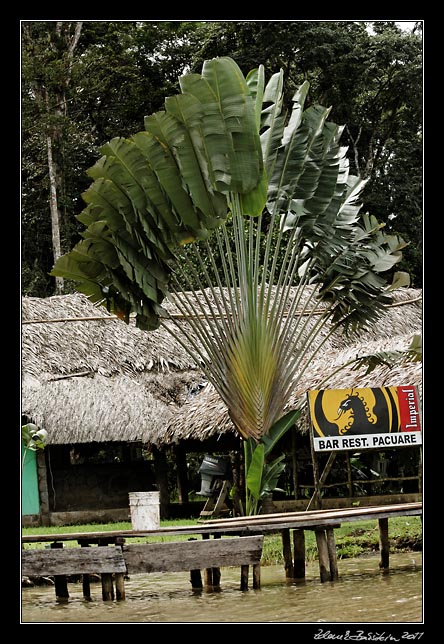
[
  {"x1": 22, "y1": 288, "x2": 422, "y2": 447},
  {"x1": 22, "y1": 292, "x2": 198, "y2": 378},
  {"x1": 160, "y1": 288, "x2": 423, "y2": 444},
  {"x1": 22, "y1": 292, "x2": 203, "y2": 445}
]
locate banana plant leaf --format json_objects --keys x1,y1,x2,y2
[{"x1": 245, "y1": 442, "x2": 264, "y2": 502}]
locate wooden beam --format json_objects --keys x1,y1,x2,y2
[
  {"x1": 122, "y1": 536, "x2": 263, "y2": 574},
  {"x1": 21, "y1": 546, "x2": 126, "y2": 577}
]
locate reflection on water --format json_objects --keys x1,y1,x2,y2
[{"x1": 21, "y1": 552, "x2": 422, "y2": 624}]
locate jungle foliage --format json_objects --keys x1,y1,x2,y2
[{"x1": 21, "y1": 21, "x2": 423, "y2": 296}]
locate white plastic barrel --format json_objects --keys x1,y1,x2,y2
[{"x1": 128, "y1": 491, "x2": 160, "y2": 530}]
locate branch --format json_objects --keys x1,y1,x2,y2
[{"x1": 22, "y1": 296, "x2": 422, "y2": 325}]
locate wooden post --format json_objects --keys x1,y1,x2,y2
[
  {"x1": 252, "y1": 563, "x2": 261, "y2": 589},
  {"x1": 345, "y1": 452, "x2": 353, "y2": 499},
  {"x1": 152, "y1": 446, "x2": 170, "y2": 519},
  {"x1": 240, "y1": 564, "x2": 249, "y2": 590},
  {"x1": 291, "y1": 428, "x2": 299, "y2": 499},
  {"x1": 378, "y1": 517, "x2": 390, "y2": 571},
  {"x1": 418, "y1": 447, "x2": 422, "y2": 494},
  {"x1": 175, "y1": 445, "x2": 189, "y2": 505},
  {"x1": 326, "y1": 527, "x2": 339, "y2": 581},
  {"x1": 293, "y1": 529, "x2": 306, "y2": 580},
  {"x1": 50, "y1": 542, "x2": 69, "y2": 601},
  {"x1": 314, "y1": 530, "x2": 331, "y2": 583},
  {"x1": 115, "y1": 537, "x2": 126, "y2": 600},
  {"x1": 36, "y1": 450, "x2": 51, "y2": 527},
  {"x1": 98, "y1": 540, "x2": 115, "y2": 600},
  {"x1": 211, "y1": 567, "x2": 221, "y2": 587},
  {"x1": 281, "y1": 528, "x2": 294, "y2": 578},
  {"x1": 78, "y1": 540, "x2": 91, "y2": 600},
  {"x1": 211, "y1": 534, "x2": 221, "y2": 587},
  {"x1": 115, "y1": 573, "x2": 125, "y2": 600},
  {"x1": 188, "y1": 537, "x2": 203, "y2": 589},
  {"x1": 190, "y1": 569, "x2": 203, "y2": 589},
  {"x1": 101, "y1": 573, "x2": 115, "y2": 601},
  {"x1": 202, "y1": 534, "x2": 213, "y2": 586},
  {"x1": 308, "y1": 422, "x2": 322, "y2": 510},
  {"x1": 231, "y1": 446, "x2": 243, "y2": 517}
]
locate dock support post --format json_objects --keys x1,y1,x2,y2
[
  {"x1": 252, "y1": 563, "x2": 261, "y2": 589},
  {"x1": 190, "y1": 569, "x2": 203, "y2": 589},
  {"x1": 211, "y1": 534, "x2": 221, "y2": 587},
  {"x1": 240, "y1": 564, "x2": 249, "y2": 590},
  {"x1": 202, "y1": 534, "x2": 214, "y2": 586},
  {"x1": 115, "y1": 573, "x2": 125, "y2": 600},
  {"x1": 211, "y1": 567, "x2": 221, "y2": 587},
  {"x1": 98, "y1": 539, "x2": 115, "y2": 600},
  {"x1": 378, "y1": 517, "x2": 390, "y2": 571},
  {"x1": 293, "y1": 529, "x2": 306, "y2": 580},
  {"x1": 79, "y1": 541, "x2": 91, "y2": 600},
  {"x1": 315, "y1": 529, "x2": 331, "y2": 583},
  {"x1": 101, "y1": 573, "x2": 115, "y2": 601},
  {"x1": 50, "y1": 542, "x2": 69, "y2": 601},
  {"x1": 326, "y1": 527, "x2": 339, "y2": 581},
  {"x1": 114, "y1": 538, "x2": 126, "y2": 600},
  {"x1": 282, "y1": 529, "x2": 294, "y2": 578}
]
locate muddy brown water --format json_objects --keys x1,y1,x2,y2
[{"x1": 21, "y1": 552, "x2": 422, "y2": 625}]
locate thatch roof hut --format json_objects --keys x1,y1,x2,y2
[
  {"x1": 22, "y1": 287, "x2": 422, "y2": 448},
  {"x1": 160, "y1": 288, "x2": 422, "y2": 444},
  {"x1": 22, "y1": 292, "x2": 203, "y2": 446}
]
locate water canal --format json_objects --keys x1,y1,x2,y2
[{"x1": 21, "y1": 552, "x2": 423, "y2": 625}]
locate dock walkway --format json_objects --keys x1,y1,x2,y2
[{"x1": 22, "y1": 501, "x2": 422, "y2": 601}]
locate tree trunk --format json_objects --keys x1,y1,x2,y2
[
  {"x1": 46, "y1": 22, "x2": 83, "y2": 295},
  {"x1": 47, "y1": 135, "x2": 63, "y2": 294}
]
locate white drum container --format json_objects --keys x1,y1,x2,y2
[{"x1": 128, "y1": 491, "x2": 160, "y2": 530}]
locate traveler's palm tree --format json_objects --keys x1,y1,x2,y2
[{"x1": 52, "y1": 58, "x2": 407, "y2": 510}]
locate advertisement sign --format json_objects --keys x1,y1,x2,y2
[{"x1": 308, "y1": 386, "x2": 422, "y2": 452}]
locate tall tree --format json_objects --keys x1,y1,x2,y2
[
  {"x1": 21, "y1": 21, "x2": 422, "y2": 295},
  {"x1": 21, "y1": 21, "x2": 198, "y2": 297},
  {"x1": 22, "y1": 21, "x2": 83, "y2": 294}
]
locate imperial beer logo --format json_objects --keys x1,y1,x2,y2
[{"x1": 308, "y1": 386, "x2": 422, "y2": 452}]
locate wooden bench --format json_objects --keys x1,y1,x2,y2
[{"x1": 22, "y1": 535, "x2": 264, "y2": 601}]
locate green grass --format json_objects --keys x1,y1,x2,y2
[{"x1": 22, "y1": 516, "x2": 422, "y2": 565}]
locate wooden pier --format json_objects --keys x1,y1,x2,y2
[
  {"x1": 22, "y1": 535, "x2": 263, "y2": 601},
  {"x1": 22, "y1": 501, "x2": 421, "y2": 601},
  {"x1": 200, "y1": 501, "x2": 423, "y2": 583}
]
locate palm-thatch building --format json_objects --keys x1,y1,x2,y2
[
  {"x1": 22, "y1": 292, "x2": 206, "y2": 526},
  {"x1": 22, "y1": 287, "x2": 422, "y2": 526},
  {"x1": 158, "y1": 287, "x2": 422, "y2": 512}
]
